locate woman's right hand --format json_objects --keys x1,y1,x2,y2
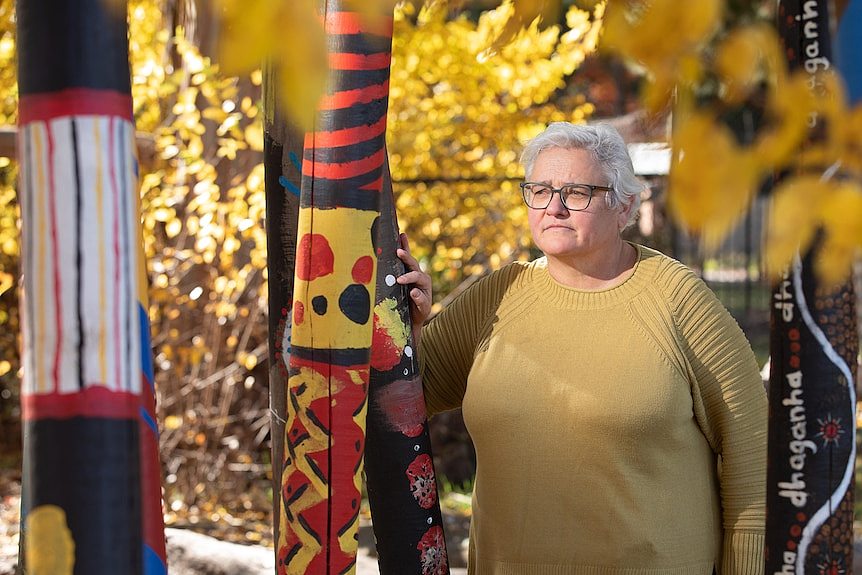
[{"x1": 395, "y1": 233, "x2": 432, "y2": 346}]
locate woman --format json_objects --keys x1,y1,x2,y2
[{"x1": 396, "y1": 122, "x2": 767, "y2": 574}]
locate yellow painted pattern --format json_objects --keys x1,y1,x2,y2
[
  {"x1": 280, "y1": 364, "x2": 334, "y2": 573},
  {"x1": 94, "y1": 119, "x2": 107, "y2": 382},
  {"x1": 292, "y1": 206, "x2": 378, "y2": 350},
  {"x1": 25, "y1": 505, "x2": 75, "y2": 575},
  {"x1": 374, "y1": 297, "x2": 409, "y2": 350},
  {"x1": 32, "y1": 125, "x2": 46, "y2": 393}
]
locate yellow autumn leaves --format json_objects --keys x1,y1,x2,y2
[
  {"x1": 603, "y1": 0, "x2": 723, "y2": 112},
  {"x1": 603, "y1": 1, "x2": 861, "y2": 284}
]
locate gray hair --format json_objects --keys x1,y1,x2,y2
[{"x1": 520, "y1": 122, "x2": 643, "y2": 229}]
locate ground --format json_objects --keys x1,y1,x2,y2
[{"x1": 0, "y1": 468, "x2": 472, "y2": 574}]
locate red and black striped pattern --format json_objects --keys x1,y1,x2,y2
[
  {"x1": 278, "y1": 4, "x2": 394, "y2": 574},
  {"x1": 300, "y1": 11, "x2": 392, "y2": 211}
]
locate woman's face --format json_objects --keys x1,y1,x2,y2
[{"x1": 526, "y1": 147, "x2": 631, "y2": 263}]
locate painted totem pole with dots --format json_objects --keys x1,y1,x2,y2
[
  {"x1": 765, "y1": 1, "x2": 860, "y2": 573},
  {"x1": 364, "y1": 165, "x2": 449, "y2": 574},
  {"x1": 268, "y1": 1, "x2": 449, "y2": 573}
]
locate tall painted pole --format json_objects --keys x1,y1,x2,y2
[
  {"x1": 16, "y1": 1, "x2": 167, "y2": 573},
  {"x1": 765, "y1": 1, "x2": 858, "y2": 573},
  {"x1": 364, "y1": 160, "x2": 450, "y2": 574},
  {"x1": 276, "y1": 2, "x2": 393, "y2": 572},
  {"x1": 263, "y1": 60, "x2": 304, "y2": 556}
]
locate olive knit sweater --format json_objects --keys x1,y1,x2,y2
[{"x1": 420, "y1": 244, "x2": 767, "y2": 575}]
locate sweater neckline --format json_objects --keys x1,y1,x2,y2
[{"x1": 531, "y1": 243, "x2": 651, "y2": 309}]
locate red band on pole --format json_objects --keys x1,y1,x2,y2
[
  {"x1": 19, "y1": 88, "x2": 134, "y2": 124},
  {"x1": 22, "y1": 387, "x2": 140, "y2": 420}
]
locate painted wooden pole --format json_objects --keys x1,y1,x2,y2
[
  {"x1": 263, "y1": 61, "x2": 304, "y2": 556},
  {"x1": 765, "y1": 1, "x2": 858, "y2": 573},
  {"x1": 276, "y1": 2, "x2": 393, "y2": 572},
  {"x1": 364, "y1": 160, "x2": 450, "y2": 574},
  {"x1": 16, "y1": 1, "x2": 167, "y2": 574}
]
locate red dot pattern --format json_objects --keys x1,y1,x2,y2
[
  {"x1": 296, "y1": 233, "x2": 335, "y2": 281},
  {"x1": 352, "y1": 255, "x2": 374, "y2": 284},
  {"x1": 293, "y1": 301, "x2": 305, "y2": 325}
]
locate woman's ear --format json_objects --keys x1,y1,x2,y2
[{"x1": 617, "y1": 196, "x2": 635, "y2": 230}]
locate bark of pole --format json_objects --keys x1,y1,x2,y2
[
  {"x1": 263, "y1": 61, "x2": 304, "y2": 559},
  {"x1": 275, "y1": 3, "x2": 393, "y2": 573},
  {"x1": 765, "y1": 1, "x2": 858, "y2": 572},
  {"x1": 16, "y1": 1, "x2": 166, "y2": 573},
  {"x1": 364, "y1": 158, "x2": 450, "y2": 573}
]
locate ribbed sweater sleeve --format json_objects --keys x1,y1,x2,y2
[
  {"x1": 660, "y1": 263, "x2": 767, "y2": 575},
  {"x1": 420, "y1": 263, "x2": 526, "y2": 416}
]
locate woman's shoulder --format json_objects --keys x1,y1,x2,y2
[
  {"x1": 434, "y1": 259, "x2": 539, "y2": 325},
  {"x1": 633, "y1": 244, "x2": 722, "y2": 315},
  {"x1": 634, "y1": 244, "x2": 730, "y2": 326},
  {"x1": 471, "y1": 258, "x2": 539, "y2": 296},
  {"x1": 636, "y1": 244, "x2": 704, "y2": 290}
]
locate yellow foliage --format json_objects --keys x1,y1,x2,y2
[
  {"x1": 604, "y1": 2, "x2": 862, "y2": 285},
  {"x1": 668, "y1": 112, "x2": 759, "y2": 249},
  {"x1": 765, "y1": 176, "x2": 833, "y2": 279},
  {"x1": 817, "y1": 182, "x2": 862, "y2": 285},
  {"x1": 602, "y1": 0, "x2": 722, "y2": 112},
  {"x1": 715, "y1": 25, "x2": 782, "y2": 104},
  {"x1": 767, "y1": 177, "x2": 862, "y2": 285},
  {"x1": 218, "y1": 0, "x2": 328, "y2": 130},
  {"x1": 753, "y1": 71, "x2": 813, "y2": 169},
  {"x1": 0, "y1": 0, "x2": 18, "y2": 364}
]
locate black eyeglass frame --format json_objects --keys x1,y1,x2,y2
[{"x1": 519, "y1": 182, "x2": 614, "y2": 211}]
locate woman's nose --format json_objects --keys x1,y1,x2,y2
[{"x1": 545, "y1": 190, "x2": 569, "y2": 215}]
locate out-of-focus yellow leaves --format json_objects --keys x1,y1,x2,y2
[
  {"x1": 668, "y1": 113, "x2": 759, "y2": 249},
  {"x1": 0, "y1": 271, "x2": 12, "y2": 297},
  {"x1": 766, "y1": 178, "x2": 862, "y2": 286},
  {"x1": 765, "y1": 176, "x2": 832, "y2": 279},
  {"x1": 762, "y1": 71, "x2": 862, "y2": 284},
  {"x1": 817, "y1": 182, "x2": 862, "y2": 285},
  {"x1": 486, "y1": 0, "x2": 562, "y2": 53},
  {"x1": 343, "y1": 0, "x2": 400, "y2": 36},
  {"x1": 753, "y1": 72, "x2": 813, "y2": 169},
  {"x1": 216, "y1": 0, "x2": 279, "y2": 76},
  {"x1": 602, "y1": 0, "x2": 722, "y2": 112},
  {"x1": 838, "y1": 106, "x2": 862, "y2": 174},
  {"x1": 603, "y1": 1, "x2": 862, "y2": 285},
  {"x1": 275, "y1": 4, "x2": 328, "y2": 130},
  {"x1": 219, "y1": 0, "x2": 593, "y2": 130},
  {"x1": 165, "y1": 218, "x2": 182, "y2": 238},
  {"x1": 715, "y1": 25, "x2": 782, "y2": 104},
  {"x1": 218, "y1": 0, "x2": 326, "y2": 130},
  {"x1": 164, "y1": 415, "x2": 183, "y2": 430},
  {"x1": 244, "y1": 121, "x2": 263, "y2": 152}
]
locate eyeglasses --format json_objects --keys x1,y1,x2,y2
[{"x1": 520, "y1": 182, "x2": 614, "y2": 211}]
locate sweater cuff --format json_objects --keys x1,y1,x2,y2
[{"x1": 721, "y1": 530, "x2": 764, "y2": 575}]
